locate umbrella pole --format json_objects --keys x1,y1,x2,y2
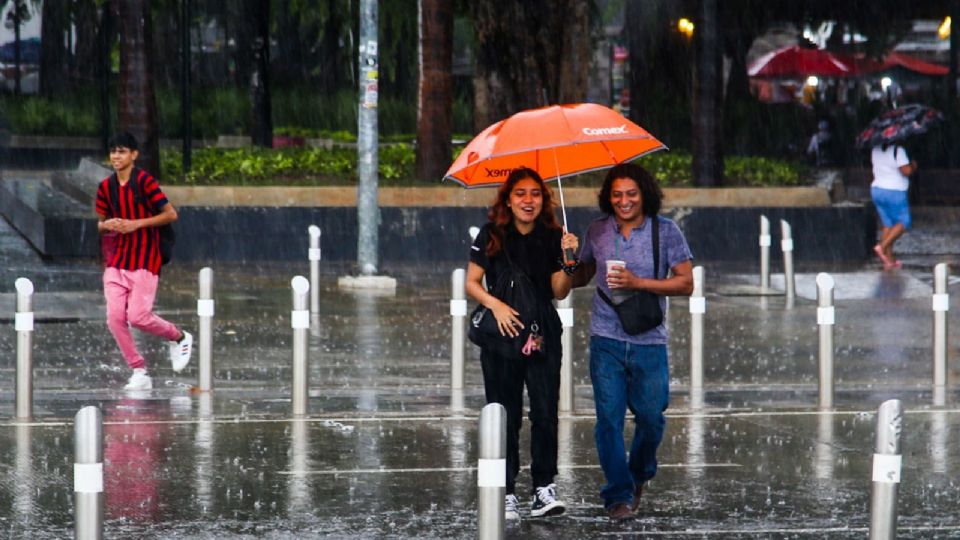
[{"x1": 552, "y1": 148, "x2": 575, "y2": 265}]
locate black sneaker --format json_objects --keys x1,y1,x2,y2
[{"x1": 530, "y1": 483, "x2": 565, "y2": 517}]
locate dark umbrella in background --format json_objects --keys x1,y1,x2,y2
[{"x1": 856, "y1": 104, "x2": 945, "y2": 149}]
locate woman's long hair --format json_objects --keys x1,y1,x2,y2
[
  {"x1": 597, "y1": 163, "x2": 663, "y2": 218},
  {"x1": 486, "y1": 167, "x2": 560, "y2": 257}
]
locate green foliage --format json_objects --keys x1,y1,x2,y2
[
  {"x1": 161, "y1": 145, "x2": 804, "y2": 188},
  {"x1": 0, "y1": 93, "x2": 100, "y2": 136}
]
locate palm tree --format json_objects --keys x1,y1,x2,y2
[
  {"x1": 114, "y1": 0, "x2": 161, "y2": 176},
  {"x1": 692, "y1": 0, "x2": 722, "y2": 186},
  {"x1": 415, "y1": 0, "x2": 453, "y2": 182}
]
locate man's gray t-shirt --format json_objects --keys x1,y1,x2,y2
[{"x1": 580, "y1": 214, "x2": 693, "y2": 345}]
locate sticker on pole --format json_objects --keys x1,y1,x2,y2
[
  {"x1": 689, "y1": 297, "x2": 706, "y2": 314},
  {"x1": 933, "y1": 293, "x2": 949, "y2": 312},
  {"x1": 309, "y1": 248, "x2": 322, "y2": 261},
  {"x1": 872, "y1": 453, "x2": 901, "y2": 483},
  {"x1": 197, "y1": 299, "x2": 215, "y2": 317},
  {"x1": 477, "y1": 458, "x2": 506, "y2": 487},
  {"x1": 557, "y1": 307, "x2": 574, "y2": 328},
  {"x1": 450, "y1": 299, "x2": 467, "y2": 317},
  {"x1": 291, "y1": 310, "x2": 310, "y2": 329},
  {"x1": 15, "y1": 312, "x2": 33, "y2": 332},
  {"x1": 74, "y1": 463, "x2": 104, "y2": 493},
  {"x1": 759, "y1": 235, "x2": 771, "y2": 247},
  {"x1": 817, "y1": 306, "x2": 835, "y2": 325},
  {"x1": 781, "y1": 238, "x2": 794, "y2": 252}
]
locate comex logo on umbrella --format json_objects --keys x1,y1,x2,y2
[{"x1": 582, "y1": 124, "x2": 628, "y2": 136}]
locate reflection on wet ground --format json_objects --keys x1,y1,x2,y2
[{"x1": 1, "y1": 216, "x2": 960, "y2": 537}]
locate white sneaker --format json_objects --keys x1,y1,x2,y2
[
  {"x1": 530, "y1": 483, "x2": 565, "y2": 517},
  {"x1": 124, "y1": 368, "x2": 152, "y2": 390},
  {"x1": 505, "y1": 494, "x2": 521, "y2": 521},
  {"x1": 170, "y1": 331, "x2": 193, "y2": 372}
]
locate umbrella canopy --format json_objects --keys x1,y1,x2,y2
[
  {"x1": 444, "y1": 103, "x2": 667, "y2": 189},
  {"x1": 856, "y1": 104, "x2": 945, "y2": 149},
  {"x1": 748, "y1": 45, "x2": 853, "y2": 78}
]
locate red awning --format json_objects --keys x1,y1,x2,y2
[{"x1": 838, "y1": 51, "x2": 948, "y2": 77}]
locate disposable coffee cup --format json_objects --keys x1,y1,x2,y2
[{"x1": 606, "y1": 259, "x2": 626, "y2": 275}]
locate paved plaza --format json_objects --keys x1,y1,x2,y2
[{"x1": 1, "y1": 216, "x2": 960, "y2": 538}]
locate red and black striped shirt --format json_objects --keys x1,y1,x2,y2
[{"x1": 95, "y1": 168, "x2": 169, "y2": 274}]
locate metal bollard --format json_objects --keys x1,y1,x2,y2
[
  {"x1": 780, "y1": 220, "x2": 796, "y2": 301},
  {"x1": 689, "y1": 266, "x2": 705, "y2": 391},
  {"x1": 308, "y1": 226, "x2": 322, "y2": 315},
  {"x1": 291, "y1": 276, "x2": 311, "y2": 416},
  {"x1": 478, "y1": 403, "x2": 506, "y2": 540},
  {"x1": 869, "y1": 399, "x2": 902, "y2": 540},
  {"x1": 197, "y1": 267, "x2": 214, "y2": 392},
  {"x1": 558, "y1": 294, "x2": 574, "y2": 413},
  {"x1": 816, "y1": 273, "x2": 835, "y2": 409},
  {"x1": 451, "y1": 269, "x2": 466, "y2": 391},
  {"x1": 759, "y1": 215, "x2": 771, "y2": 290},
  {"x1": 74, "y1": 406, "x2": 103, "y2": 540},
  {"x1": 15, "y1": 278, "x2": 34, "y2": 419},
  {"x1": 932, "y1": 263, "x2": 950, "y2": 406}
]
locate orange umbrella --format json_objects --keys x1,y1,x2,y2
[{"x1": 444, "y1": 103, "x2": 667, "y2": 228}]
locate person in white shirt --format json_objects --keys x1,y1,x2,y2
[{"x1": 870, "y1": 144, "x2": 917, "y2": 270}]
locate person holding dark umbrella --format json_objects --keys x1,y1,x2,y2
[
  {"x1": 870, "y1": 142, "x2": 916, "y2": 270},
  {"x1": 857, "y1": 104, "x2": 943, "y2": 270}
]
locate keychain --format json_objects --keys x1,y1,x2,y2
[{"x1": 521, "y1": 322, "x2": 543, "y2": 356}]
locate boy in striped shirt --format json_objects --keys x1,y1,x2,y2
[{"x1": 95, "y1": 132, "x2": 192, "y2": 390}]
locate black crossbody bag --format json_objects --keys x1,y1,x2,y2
[
  {"x1": 468, "y1": 244, "x2": 544, "y2": 360},
  {"x1": 597, "y1": 217, "x2": 663, "y2": 335}
]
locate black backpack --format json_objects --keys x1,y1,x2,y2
[{"x1": 107, "y1": 168, "x2": 176, "y2": 265}]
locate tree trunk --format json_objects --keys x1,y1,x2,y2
[
  {"x1": 114, "y1": 0, "x2": 161, "y2": 177},
  {"x1": 415, "y1": 0, "x2": 453, "y2": 182},
  {"x1": 471, "y1": 0, "x2": 591, "y2": 131},
  {"x1": 73, "y1": 0, "x2": 101, "y2": 86},
  {"x1": 691, "y1": 0, "x2": 722, "y2": 186},
  {"x1": 40, "y1": 0, "x2": 69, "y2": 96},
  {"x1": 249, "y1": 0, "x2": 272, "y2": 147}
]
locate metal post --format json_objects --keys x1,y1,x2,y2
[
  {"x1": 869, "y1": 399, "x2": 902, "y2": 540},
  {"x1": 356, "y1": 0, "x2": 380, "y2": 275},
  {"x1": 933, "y1": 263, "x2": 950, "y2": 406},
  {"x1": 478, "y1": 403, "x2": 506, "y2": 540},
  {"x1": 197, "y1": 267, "x2": 214, "y2": 392},
  {"x1": 15, "y1": 278, "x2": 34, "y2": 419},
  {"x1": 816, "y1": 273, "x2": 835, "y2": 409},
  {"x1": 451, "y1": 269, "x2": 466, "y2": 391},
  {"x1": 558, "y1": 294, "x2": 575, "y2": 413},
  {"x1": 689, "y1": 266, "x2": 705, "y2": 392},
  {"x1": 74, "y1": 406, "x2": 103, "y2": 540},
  {"x1": 308, "y1": 226, "x2": 322, "y2": 315},
  {"x1": 759, "y1": 215, "x2": 771, "y2": 290},
  {"x1": 291, "y1": 276, "x2": 311, "y2": 416},
  {"x1": 780, "y1": 220, "x2": 796, "y2": 301}
]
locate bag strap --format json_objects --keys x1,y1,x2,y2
[
  {"x1": 107, "y1": 168, "x2": 154, "y2": 217},
  {"x1": 597, "y1": 216, "x2": 661, "y2": 303}
]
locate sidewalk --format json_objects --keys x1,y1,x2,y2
[{"x1": 1, "y1": 216, "x2": 959, "y2": 538}]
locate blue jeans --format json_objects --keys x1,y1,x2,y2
[{"x1": 589, "y1": 336, "x2": 669, "y2": 508}]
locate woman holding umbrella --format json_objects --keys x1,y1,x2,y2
[
  {"x1": 465, "y1": 167, "x2": 579, "y2": 521},
  {"x1": 870, "y1": 143, "x2": 917, "y2": 270}
]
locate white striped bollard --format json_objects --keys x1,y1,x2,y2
[
  {"x1": 759, "y1": 215, "x2": 771, "y2": 290},
  {"x1": 308, "y1": 226, "x2": 321, "y2": 315},
  {"x1": 197, "y1": 267, "x2": 214, "y2": 392},
  {"x1": 869, "y1": 399, "x2": 902, "y2": 540},
  {"x1": 816, "y1": 272, "x2": 835, "y2": 409},
  {"x1": 478, "y1": 403, "x2": 506, "y2": 540},
  {"x1": 291, "y1": 276, "x2": 311, "y2": 416},
  {"x1": 74, "y1": 406, "x2": 103, "y2": 540},
  {"x1": 932, "y1": 263, "x2": 950, "y2": 406},
  {"x1": 689, "y1": 266, "x2": 705, "y2": 392},
  {"x1": 15, "y1": 277, "x2": 34, "y2": 419},
  {"x1": 780, "y1": 219, "x2": 796, "y2": 301},
  {"x1": 558, "y1": 294, "x2": 574, "y2": 413},
  {"x1": 451, "y1": 268, "x2": 466, "y2": 391}
]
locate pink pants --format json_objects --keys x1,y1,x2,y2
[{"x1": 103, "y1": 267, "x2": 180, "y2": 370}]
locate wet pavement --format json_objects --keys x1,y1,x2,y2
[{"x1": 2, "y1": 215, "x2": 960, "y2": 538}]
